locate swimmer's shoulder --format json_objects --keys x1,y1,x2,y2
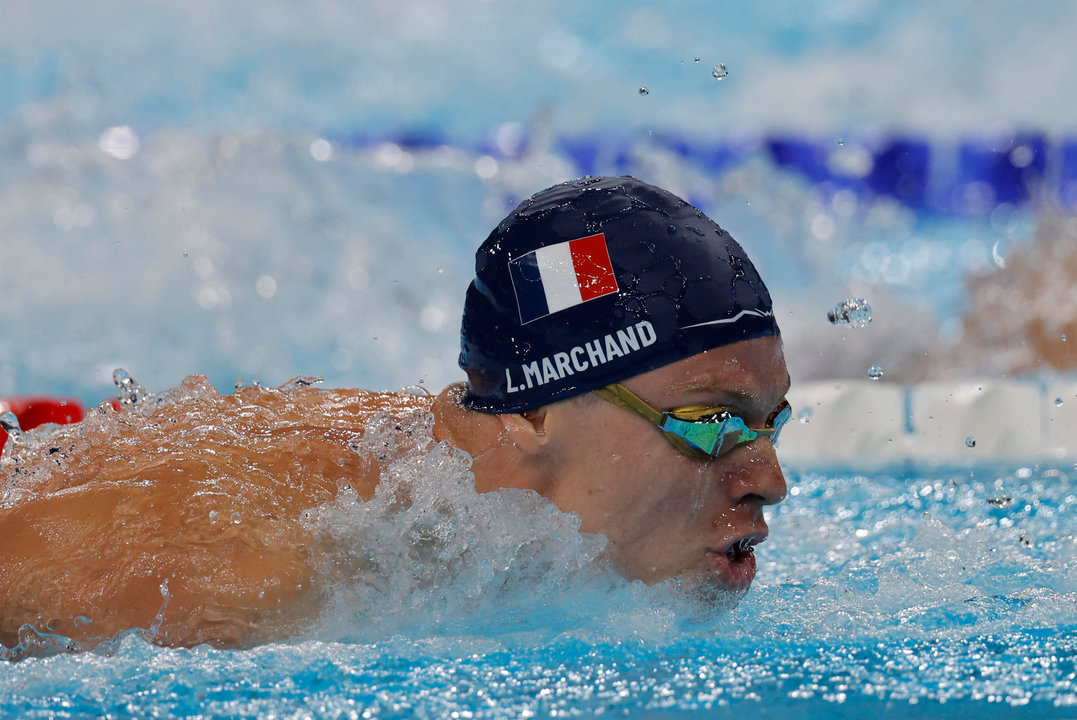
[{"x1": 222, "y1": 380, "x2": 435, "y2": 430}]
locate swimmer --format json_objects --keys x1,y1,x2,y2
[{"x1": 0, "y1": 176, "x2": 790, "y2": 650}]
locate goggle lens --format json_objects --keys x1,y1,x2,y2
[
  {"x1": 767, "y1": 402, "x2": 792, "y2": 446},
  {"x1": 661, "y1": 400, "x2": 792, "y2": 459},
  {"x1": 594, "y1": 383, "x2": 792, "y2": 461}
]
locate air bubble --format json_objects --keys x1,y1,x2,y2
[
  {"x1": 113, "y1": 369, "x2": 148, "y2": 407},
  {"x1": 638, "y1": 87, "x2": 649, "y2": 96},
  {"x1": 966, "y1": 436, "x2": 976, "y2": 448},
  {"x1": 868, "y1": 365, "x2": 884, "y2": 381},
  {"x1": 827, "y1": 298, "x2": 873, "y2": 328},
  {"x1": 711, "y1": 63, "x2": 729, "y2": 80}
]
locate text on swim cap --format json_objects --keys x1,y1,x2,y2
[{"x1": 505, "y1": 321, "x2": 657, "y2": 393}]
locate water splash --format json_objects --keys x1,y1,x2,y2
[
  {"x1": 112, "y1": 368, "x2": 148, "y2": 407},
  {"x1": 0, "y1": 411, "x2": 21, "y2": 437},
  {"x1": 281, "y1": 376, "x2": 324, "y2": 390},
  {"x1": 827, "y1": 298, "x2": 873, "y2": 327}
]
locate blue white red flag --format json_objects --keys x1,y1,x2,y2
[{"x1": 507, "y1": 233, "x2": 619, "y2": 324}]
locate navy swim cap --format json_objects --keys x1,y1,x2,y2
[{"x1": 459, "y1": 176, "x2": 779, "y2": 413}]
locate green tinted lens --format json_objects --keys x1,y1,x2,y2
[
  {"x1": 660, "y1": 414, "x2": 754, "y2": 457},
  {"x1": 768, "y1": 403, "x2": 793, "y2": 447}
]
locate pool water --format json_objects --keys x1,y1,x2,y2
[{"x1": 2, "y1": 397, "x2": 1075, "y2": 718}]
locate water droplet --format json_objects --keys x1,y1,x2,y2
[
  {"x1": 1063, "y1": 334, "x2": 1069, "y2": 342},
  {"x1": 797, "y1": 407, "x2": 813, "y2": 424},
  {"x1": 837, "y1": 139, "x2": 845, "y2": 146},
  {"x1": 827, "y1": 298, "x2": 873, "y2": 328},
  {"x1": 208, "y1": 510, "x2": 219, "y2": 524},
  {"x1": 112, "y1": 369, "x2": 148, "y2": 407},
  {"x1": 667, "y1": 225, "x2": 677, "y2": 233},
  {"x1": 694, "y1": 57, "x2": 701, "y2": 63},
  {"x1": 182, "y1": 252, "x2": 189, "y2": 258},
  {"x1": 966, "y1": 436, "x2": 976, "y2": 448},
  {"x1": 234, "y1": 379, "x2": 247, "y2": 391},
  {"x1": 639, "y1": 87, "x2": 649, "y2": 96},
  {"x1": 868, "y1": 365, "x2": 884, "y2": 381},
  {"x1": 711, "y1": 63, "x2": 729, "y2": 80},
  {"x1": 1055, "y1": 398, "x2": 1064, "y2": 407},
  {"x1": 0, "y1": 411, "x2": 22, "y2": 436},
  {"x1": 231, "y1": 512, "x2": 242, "y2": 525},
  {"x1": 283, "y1": 376, "x2": 324, "y2": 390}
]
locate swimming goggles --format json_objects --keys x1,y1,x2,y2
[{"x1": 594, "y1": 382, "x2": 792, "y2": 460}]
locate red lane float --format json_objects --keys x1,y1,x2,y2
[{"x1": 0, "y1": 397, "x2": 86, "y2": 448}]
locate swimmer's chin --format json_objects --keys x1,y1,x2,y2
[{"x1": 601, "y1": 551, "x2": 753, "y2": 609}]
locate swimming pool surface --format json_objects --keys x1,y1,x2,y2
[{"x1": 3, "y1": 440, "x2": 1075, "y2": 718}]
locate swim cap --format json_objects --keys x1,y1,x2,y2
[{"x1": 459, "y1": 176, "x2": 779, "y2": 413}]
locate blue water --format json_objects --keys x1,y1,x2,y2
[{"x1": 3, "y1": 453, "x2": 1075, "y2": 718}]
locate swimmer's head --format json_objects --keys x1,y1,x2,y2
[{"x1": 459, "y1": 176, "x2": 779, "y2": 413}]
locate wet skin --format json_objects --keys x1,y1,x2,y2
[
  {"x1": 0, "y1": 383, "x2": 423, "y2": 650},
  {"x1": 437, "y1": 334, "x2": 791, "y2": 589}
]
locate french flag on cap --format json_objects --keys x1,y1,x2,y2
[{"x1": 508, "y1": 233, "x2": 619, "y2": 325}]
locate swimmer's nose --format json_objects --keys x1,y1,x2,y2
[{"x1": 724, "y1": 438, "x2": 788, "y2": 507}]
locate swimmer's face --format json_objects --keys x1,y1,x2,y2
[{"x1": 539, "y1": 334, "x2": 790, "y2": 590}]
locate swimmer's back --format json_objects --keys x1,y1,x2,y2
[{"x1": 0, "y1": 377, "x2": 432, "y2": 649}]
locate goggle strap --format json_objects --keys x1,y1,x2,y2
[{"x1": 593, "y1": 384, "x2": 666, "y2": 426}]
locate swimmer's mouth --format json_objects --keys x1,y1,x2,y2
[
  {"x1": 714, "y1": 531, "x2": 766, "y2": 561},
  {"x1": 726, "y1": 537, "x2": 756, "y2": 562},
  {"x1": 706, "y1": 532, "x2": 767, "y2": 589}
]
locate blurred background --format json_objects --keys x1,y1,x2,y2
[{"x1": 2, "y1": 0, "x2": 1076, "y2": 406}]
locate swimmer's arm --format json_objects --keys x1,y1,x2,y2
[{"x1": 0, "y1": 479, "x2": 318, "y2": 649}]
